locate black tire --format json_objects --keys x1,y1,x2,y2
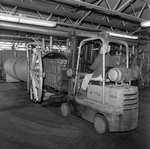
[
  {"x1": 94, "y1": 114, "x2": 109, "y2": 134},
  {"x1": 61, "y1": 102, "x2": 73, "y2": 117}
]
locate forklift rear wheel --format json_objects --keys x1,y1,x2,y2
[
  {"x1": 61, "y1": 103, "x2": 73, "y2": 117},
  {"x1": 94, "y1": 114, "x2": 108, "y2": 134}
]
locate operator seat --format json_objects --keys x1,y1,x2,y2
[{"x1": 90, "y1": 66, "x2": 114, "y2": 85}]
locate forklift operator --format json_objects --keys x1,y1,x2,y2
[{"x1": 79, "y1": 45, "x2": 115, "y2": 94}]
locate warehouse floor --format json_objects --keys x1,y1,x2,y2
[{"x1": 0, "y1": 82, "x2": 150, "y2": 149}]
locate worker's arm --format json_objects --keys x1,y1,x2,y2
[
  {"x1": 82, "y1": 60, "x2": 92, "y2": 71},
  {"x1": 90, "y1": 54, "x2": 102, "y2": 70}
]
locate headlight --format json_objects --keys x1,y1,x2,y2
[{"x1": 66, "y1": 68, "x2": 75, "y2": 78}]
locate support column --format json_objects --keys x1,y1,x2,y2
[{"x1": 68, "y1": 32, "x2": 78, "y2": 94}]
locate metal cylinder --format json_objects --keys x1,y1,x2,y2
[
  {"x1": 108, "y1": 67, "x2": 138, "y2": 83},
  {"x1": 4, "y1": 56, "x2": 28, "y2": 82}
]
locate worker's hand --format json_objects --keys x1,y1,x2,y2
[
  {"x1": 84, "y1": 60, "x2": 92, "y2": 65},
  {"x1": 86, "y1": 65, "x2": 93, "y2": 73},
  {"x1": 86, "y1": 65, "x2": 91, "y2": 70},
  {"x1": 80, "y1": 59, "x2": 90, "y2": 65}
]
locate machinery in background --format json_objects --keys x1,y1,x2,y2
[
  {"x1": 130, "y1": 49, "x2": 150, "y2": 88},
  {"x1": 4, "y1": 56, "x2": 28, "y2": 82},
  {"x1": 42, "y1": 51, "x2": 69, "y2": 104},
  {"x1": 139, "y1": 57, "x2": 150, "y2": 87},
  {"x1": 4, "y1": 42, "x2": 45, "y2": 102},
  {"x1": 4, "y1": 41, "x2": 69, "y2": 103}
]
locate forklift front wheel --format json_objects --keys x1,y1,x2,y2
[
  {"x1": 94, "y1": 114, "x2": 108, "y2": 134},
  {"x1": 61, "y1": 102, "x2": 73, "y2": 117}
]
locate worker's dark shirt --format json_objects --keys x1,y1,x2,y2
[{"x1": 90, "y1": 53, "x2": 115, "y2": 78}]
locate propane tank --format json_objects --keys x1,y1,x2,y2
[
  {"x1": 108, "y1": 67, "x2": 138, "y2": 83},
  {"x1": 4, "y1": 56, "x2": 28, "y2": 82}
]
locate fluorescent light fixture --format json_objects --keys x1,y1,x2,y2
[
  {"x1": 0, "y1": 14, "x2": 18, "y2": 22},
  {"x1": 106, "y1": 31, "x2": 138, "y2": 39},
  {"x1": 0, "y1": 13, "x2": 56, "y2": 27},
  {"x1": 19, "y1": 17, "x2": 56, "y2": 27},
  {"x1": 141, "y1": 20, "x2": 150, "y2": 27}
]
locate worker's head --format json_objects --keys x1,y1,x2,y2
[{"x1": 99, "y1": 45, "x2": 111, "y2": 54}]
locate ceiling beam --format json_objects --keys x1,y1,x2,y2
[
  {"x1": 56, "y1": 0, "x2": 145, "y2": 23},
  {"x1": 1, "y1": 0, "x2": 144, "y2": 23},
  {"x1": 0, "y1": 0, "x2": 80, "y2": 19},
  {"x1": 0, "y1": 39, "x2": 29, "y2": 43},
  {"x1": 0, "y1": 0, "x2": 140, "y2": 32},
  {"x1": 124, "y1": 4, "x2": 149, "y2": 15},
  {"x1": 116, "y1": 0, "x2": 134, "y2": 12}
]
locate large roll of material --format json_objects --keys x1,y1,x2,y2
[
  {"x1": 108, "y1": 67, "x2": 138, "y2": 83},
  {"x1": 4, "y1": 56, "x2": 27, "y2": 82}
]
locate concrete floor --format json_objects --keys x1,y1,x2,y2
[{"x1": 0, "y1": 82, "x2": 150, "y2": 149}]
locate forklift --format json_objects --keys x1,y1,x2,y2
[{"x1": 61, "y1": 36, "x2": 139, "y2": 134}]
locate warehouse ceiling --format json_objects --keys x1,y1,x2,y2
[{"x1": 0, "y1": 0, "x2": 150, "y2": 43}]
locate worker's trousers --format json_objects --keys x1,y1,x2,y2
[{"x1": 81, "y1": 73, "x2": 102, "y2": 90}]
